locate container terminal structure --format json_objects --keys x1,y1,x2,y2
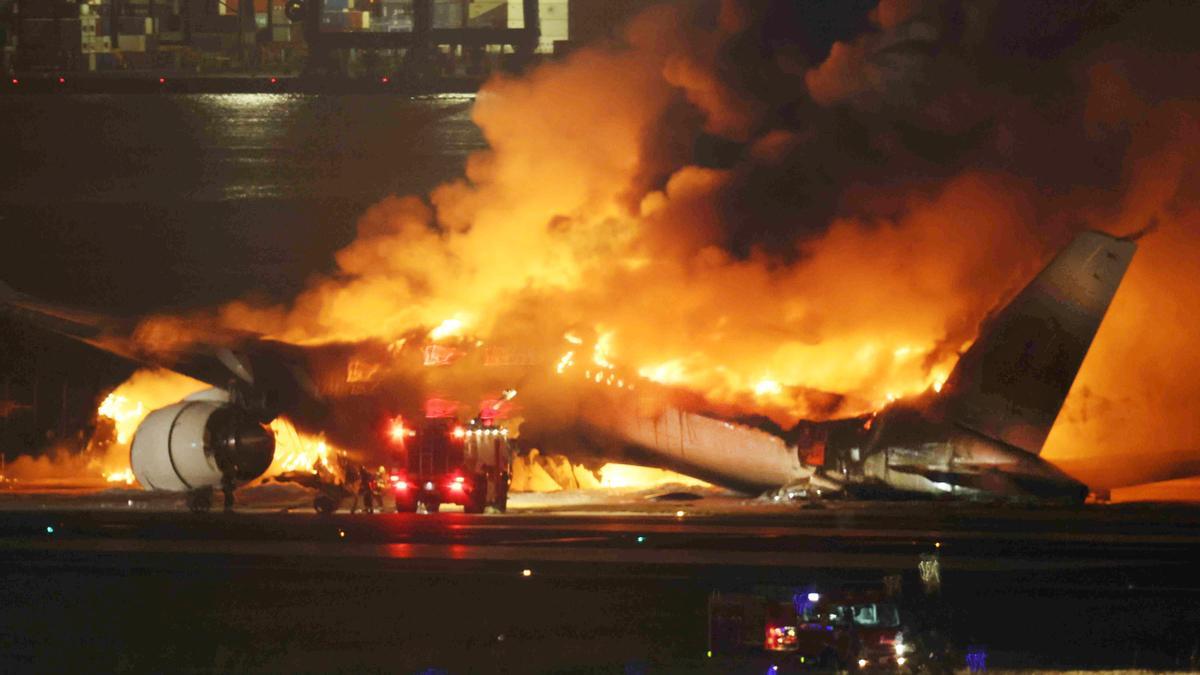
[{"x1": 1, "y1": 0, "x2": 662, "y2": 81}]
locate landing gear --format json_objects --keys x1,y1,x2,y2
[
  {"x1": 186, "y1": 488, "x2": 213, "y2": 513},
  {"x1": 416, "y1": 499, "x2": 440, "y2": 514}
]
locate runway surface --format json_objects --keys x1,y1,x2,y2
[{"x1": 1, "y1": 493, "x2": 1199, "y2": 673}]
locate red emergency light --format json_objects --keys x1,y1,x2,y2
[
  {"x1": 386, "y1": 416, "x2": 416, "y2": 443},
  {"x1": 388, "y1": 421, "x2": 405, "y2": 442},
  {"x1": 765, "y1": 626, "x2": 798, "y2": 652}
]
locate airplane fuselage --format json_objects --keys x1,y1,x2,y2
[{"x1": 811, "y1": 404, "x2": 1088, "y2": 501}]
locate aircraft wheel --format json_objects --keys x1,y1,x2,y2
[{"x1": 314, "y1": 495, "x2": 336, "y2": 515}]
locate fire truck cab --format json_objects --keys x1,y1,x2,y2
[
  {"x1": 792, "y1": 588, "x2": 906, "y2": 669},
  {"x1": 709, "y1": 585, "x2": 907, "y2": 670},
  {"x1": 387, "y1": 417, "x2": 512, "y2": 514}
]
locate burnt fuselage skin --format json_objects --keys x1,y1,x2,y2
[{"x1": 808, "y1": 402, "x2": 1088, "y2": 501}]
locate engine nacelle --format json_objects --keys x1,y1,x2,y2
[{"x1": 130, "y1": 390, "x2": 275, "y2": 492}]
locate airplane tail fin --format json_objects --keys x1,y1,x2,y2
[{"x1": 939, "y1": 230, "x2": 1137, "y2": 455}]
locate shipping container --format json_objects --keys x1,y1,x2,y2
[
  {"x1": 320, "y1": 11, "x2": 347, "y2": 29},
  {"x1": 83, "y1": 35, "x2": 113, "y2": 52},
  {"x1": 431, "y1": 0, "x2": 461, "y2": 28},
  {"x1": 80, "y1": 14, "x2": 99, "y2": 36},
  {"x1": 117, "y1": 16, "x2": 154, "y2": 34},
  {"x1": 95, "y1": 50, "x2": 118, "y2": 68},
  {"x1": 467, "y1": 0, "x2": 505, "y2": 29},
  {"x1": 189, "y1": 31, "x2": 237, "y2": 51},
  {"x1": 117, "y1": 33, "x2": 146, "y2": 51}
]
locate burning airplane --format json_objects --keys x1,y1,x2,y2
[
  {"x1": 3, "y1": 1, "x2": 1199, "y2": 505},
  {"x1": 0, "y1": 228, "x2": 1140, "y2": 504}
]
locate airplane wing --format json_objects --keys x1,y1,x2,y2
[{"x1": 0, "y1": 279, "x2": 321, "y2": 416}]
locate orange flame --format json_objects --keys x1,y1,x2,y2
[
  {"x1": 597, "y1": 463, "x2": 710, "y2": 489},
  {"x1": 119, "y1": 8, "x2": 1200, "y2": 494},
  {"x1": 93, "y1": 369, "x2": 209, "y2": 486},
  {"x1": 266, "y1": 417, "x2": 342, "y2": 480}
]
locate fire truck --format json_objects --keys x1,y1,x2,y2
[
  {"x1": 385, "y1": 417, "x2": 513, "y2": 514},
  {"x1": 709, "y1": 584, "x2": 907, "y2": 669}
]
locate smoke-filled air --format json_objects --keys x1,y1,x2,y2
[{"x1": 97, "y1": 0, "x2": 1199, "y2": 491}]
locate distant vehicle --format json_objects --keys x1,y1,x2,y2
[
  {"x1": 385, "y1": 416, "x2": 511, "y2": 514},
  {"x1": 710, "y1": 585, "x2": 908, "y2": 670},
  {"x1": 0, "y1": 230, "x2": 1164, "y2": 506}
]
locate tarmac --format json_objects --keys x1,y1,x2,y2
[{"x1": 1, "y1": 487, "x2": 1198, "y2": 672}]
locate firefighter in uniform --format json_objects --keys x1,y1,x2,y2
[{"x1": 357, "y1": 465, "x2": 375, "y2": 514}]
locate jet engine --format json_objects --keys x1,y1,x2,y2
[{"x1": 130, "y1": 390, "x2": 275, "y2": 492}]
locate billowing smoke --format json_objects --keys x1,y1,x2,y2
[{"x1": 133, "y1": 1, "x2": 1199, "y2": 486}]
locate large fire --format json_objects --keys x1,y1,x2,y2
[
  {"x1": 510, "y1": 451, "x2": 709, "y2": 493},
  {"x1": 267, "y1": 417, "x2": 342, "y2": 480},
  {"x1": 96, "y1": 394, "x2": 145, "y2": 445},
  {"x1": 597, "y1": 463, "x2": 710, "y2": 490},
  {"x1": 193, "y1": 5, "x2": 1064, "y2": 430},
  {"x1": 92, "y1": 369, "x2": 206, "y2": 486},
  {"x1": 47, "y1": 2, "x2": 1200, "y2": 496}
]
